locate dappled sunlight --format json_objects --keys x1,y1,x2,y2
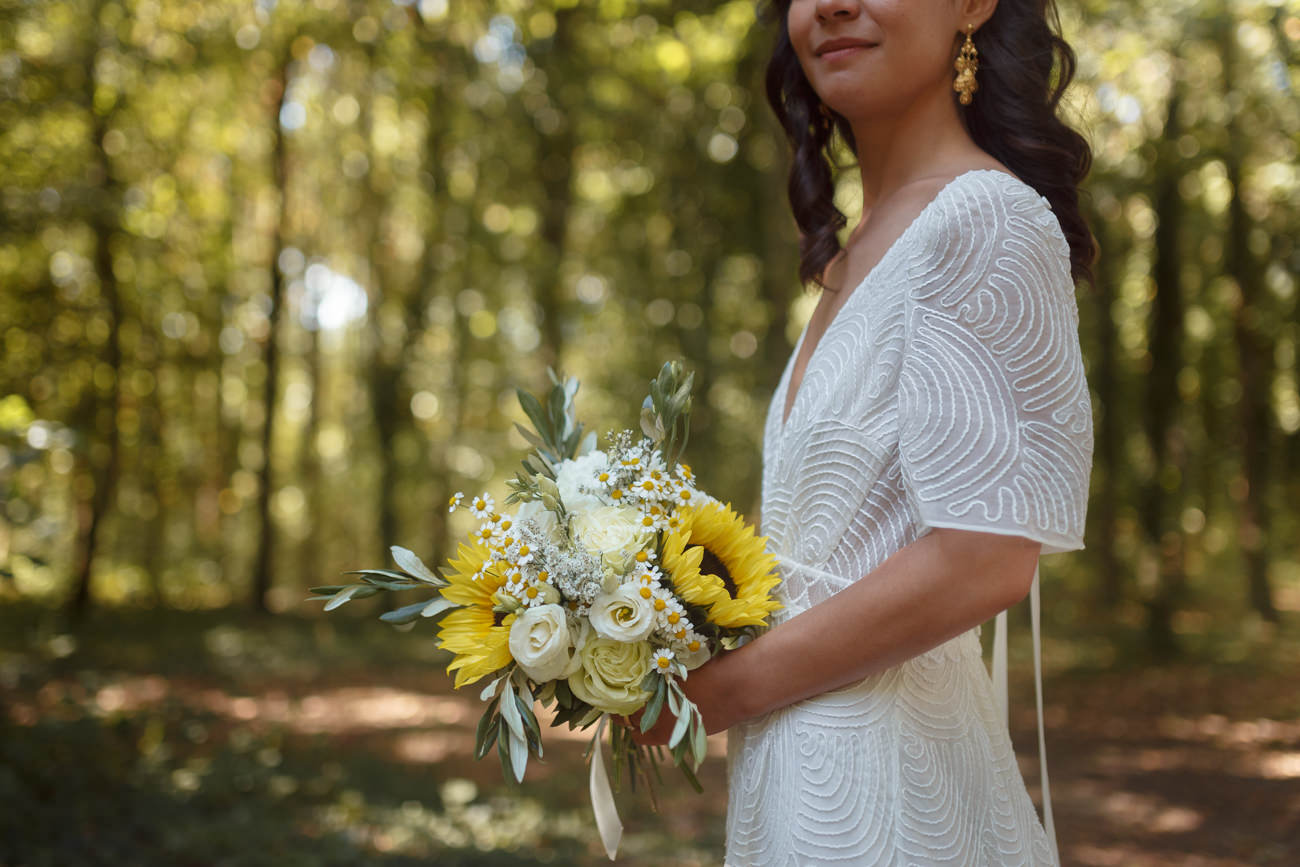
[
  {"x1": 1094, "y1": 790, "x2": 1205, "y2": 833},
  {"x1": 90, "y1": 677, "x2": 482, "y2": 735},
  {"x1": 1257, "y1": 751, "x2": 1300, "y2": 780},
  {"x1": 5, "y1": 603, "x2": 1300, "y2": 864}
]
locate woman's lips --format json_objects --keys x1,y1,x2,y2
[{"x1": 817, "y1": 43, "x2": 876, "y2": 62}]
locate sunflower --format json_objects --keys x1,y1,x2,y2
[
  {"x1": 437, "y1": 537, "x2": 515, "y2": 688},
  {"x1": 661, "y1": 501, "x2": 781, "y2": 629}
]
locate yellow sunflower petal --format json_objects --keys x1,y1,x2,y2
[
  {"x1": 440, "y1": 538, "x2": 501, "y2": 606},
  {"x1": 662, "y1": 526, "x2": 730, "y2": 609},
  {"x1": 438, "y1": 609, "x2": 514, "y2": 688},
  {"x1": 671, "y1": 501, "x2": 781, "y2": 629},
  {"x1": 434, "y1": 534, "x2": 513, "y2": 687}
]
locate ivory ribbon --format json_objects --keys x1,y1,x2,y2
[
  {"x1": 993, "y1": 561, "x2": 1059, "y2": 864},
  {"x1": 588, "y1": 715, "x2": 622, "y2": 861}
]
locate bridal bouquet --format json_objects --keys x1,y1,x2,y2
[{"x1": 309, "y1": 361, "x2": 781, "y2": 858}]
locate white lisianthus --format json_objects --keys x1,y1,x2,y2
[
  {"x1": 555, "y1": 450, "x2": 609, "y2": 513},
  {"x1": 588, "y1": 584, "x2": 656, "y2": 642},
  {"x1": 508, "y1": 604, "x2": 578, "y2": 682},
  {"x1": 568, "y1": 636, "x2": 653, "y2": 715},
  {"x1": 514, "y1": 500, "x2": 560, "y2": 542},
  {"x1": 571, "y1": 505, "x2": 652, "y2": 572}
]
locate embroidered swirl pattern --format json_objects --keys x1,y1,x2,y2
[{"x1": 725, "y1": 171, "x2": 1091, "y2": 866}]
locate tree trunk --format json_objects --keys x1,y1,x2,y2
[
  {"x1": 249, "y1": 49, "x2": 292, "y2": 613},
  {"x1": 299, "y1": 319, "x2": 324, "y2": 592},
  {"x1": 1221, "y1": 17, "x2": 1278, "y2": 622},
  {"x1": 1090, "y1": 216, "x2": 1123, "y2": 609},
  {"x1": 534, "y1": 8, "x2": 579, "y2": 373},
  {"x1": 1142, "y1": 83, "x2": 1188, "y2": 657},
  {"x1": 67, "y1": 3, "x2": 123, "y2": 623}
]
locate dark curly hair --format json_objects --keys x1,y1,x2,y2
[{"x1": 763, "y1": 0, "x2": 1096, "y2": 288}]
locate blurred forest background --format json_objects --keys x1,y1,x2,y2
[{"x1": 2, "y1": 0, "x2": 1298, "y2": 865}]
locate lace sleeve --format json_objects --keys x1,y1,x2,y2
[{"x1": 897, "y1": 174, "x2": 1094, "y2": 555}]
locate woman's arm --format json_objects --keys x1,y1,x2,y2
[{"x1": 633, "y1": 526, "x2": 1040, "y2": 743}]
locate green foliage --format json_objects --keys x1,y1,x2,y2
[
  {"x1": 0, "y1": 0, "x2": 1298, "y2": 652},
  {"x1": 640, "y1": 360, "x2": 695, "y2": 470}
]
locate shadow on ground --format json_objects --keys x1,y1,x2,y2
[{"x1": 1, "y1": 602, "x2": 1296, "y2": 866}]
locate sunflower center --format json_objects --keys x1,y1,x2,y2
[{"x1": 699, "y1": 547, "x2": 738, "y2": 598}]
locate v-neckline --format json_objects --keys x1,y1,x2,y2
[{"x1": 777, "y1": 168, "x2": 1001, "y2": 431}]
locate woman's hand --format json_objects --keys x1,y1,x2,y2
[
  {"x1": 629, "y1": 528, "x2": 1039, "y2": 746},
  {"x1": 627, "y1": 650, "x2": 746, "y2": 747}
]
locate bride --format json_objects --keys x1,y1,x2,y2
[{"x1": 636, "y1": 0, "x2": 1094, "y2": 864}]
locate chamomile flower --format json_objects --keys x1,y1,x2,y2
[
  {"x1": 632, "y1": 562, "x2": 663, "y2": 586},
  {"x1": 649, "y1": 586, "x2": 672, "y2": 614},
  {"x1": 637, "y1": 510, "x2": 664, "y2": 532},
  {"x1": 651, "y1": 648, "x2": 676, "y2": 674},
  {"x1": 658, "y1": 599, "x2": 687, "y2": 631},
  {"x1": 448, "y1": 491, "x2": 465, "y2": 512},
  {"x1": 503, "y1": 570, "x2": 528, "y2": 598},
  {"x1": 469, "y1": 494, "x2": 495, "y2": 520}
]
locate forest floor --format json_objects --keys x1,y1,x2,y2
[{"x1": 0, "y1": 601, "x2": 1297, "y2": 866}]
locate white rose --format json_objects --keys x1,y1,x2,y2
[
  {"x1": 508, "y1": 604, "x2": 577, "y2": 682},
  {"x1": 570, "y1": 505, "x2": 652, "y2": 571},
  {"x1": 568, "y1": 636, "x2": 653, "y2": 715},
  {"x1": 555, "y1": 450, "x2": 609, "y2": 513},
  {"x1": 588, "y1": 584, "x2": 656, "y2": 642}
]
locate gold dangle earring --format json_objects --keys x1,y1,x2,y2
[{"x1": 953, "y1": 25, "x2": 979, "y2": 106}]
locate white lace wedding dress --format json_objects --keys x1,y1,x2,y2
[{"x1": 724, "y1": 170, "x2": 1093, "y2": 866}]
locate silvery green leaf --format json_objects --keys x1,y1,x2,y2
[
  {"x1": 576, "y1": 430, "x2": 597, "y2": 456},
  {"x1": 475, "y1": 701, "x2": 500, "y2": 759},
  {"x1": 516, "y1": 388, "x2": 549, "y2": 439},
  {"x1": 343, "y1": 569, "x2": 417, "y2": 583},
  {"x1": 640, "y1": 683, "x2": 666, "y2": 733},
  {"x1": 670, "y1": 705, "x2": 691, "y2": 748},
  {"x1": 391, "y1": 546, "x2": 444, "y2": 586},
  {"x1": 508, "y1": 728, "x2": 529, "y2": 782},
  {"x1": 479, "y1": 673, "x2": 507, "y2": 702},
  {"x1": 576, "y1": 706, "x2": 603, "y2": 728},
  {"x1": 378, "y1": 601, "x2": 432, "y2": 625},
  {"x1": 514, "y1": 423, "x2": 546, "y2": 450},
  {"x1": 640, "y1": 407, "x2": 661, "y2": 441},
  {"x1": 323, "y1": 585, "x2": 359, "y2": 611},
  {"x1": 692, "y1": 715, "x2": 707, "y2": 765},
  {"x1": 420, "y1": 597, "x2": 459, "y2": 618},
  {"x1": 500, "y1": 678, "x2": 525, "y2": 741},
  {"x1": 517, "y1": 694, "x2": 543, "y2": 749}
]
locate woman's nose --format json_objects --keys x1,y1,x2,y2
[{"x1": 814, "y1": 0, "x2": 860, "y2": 22}]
